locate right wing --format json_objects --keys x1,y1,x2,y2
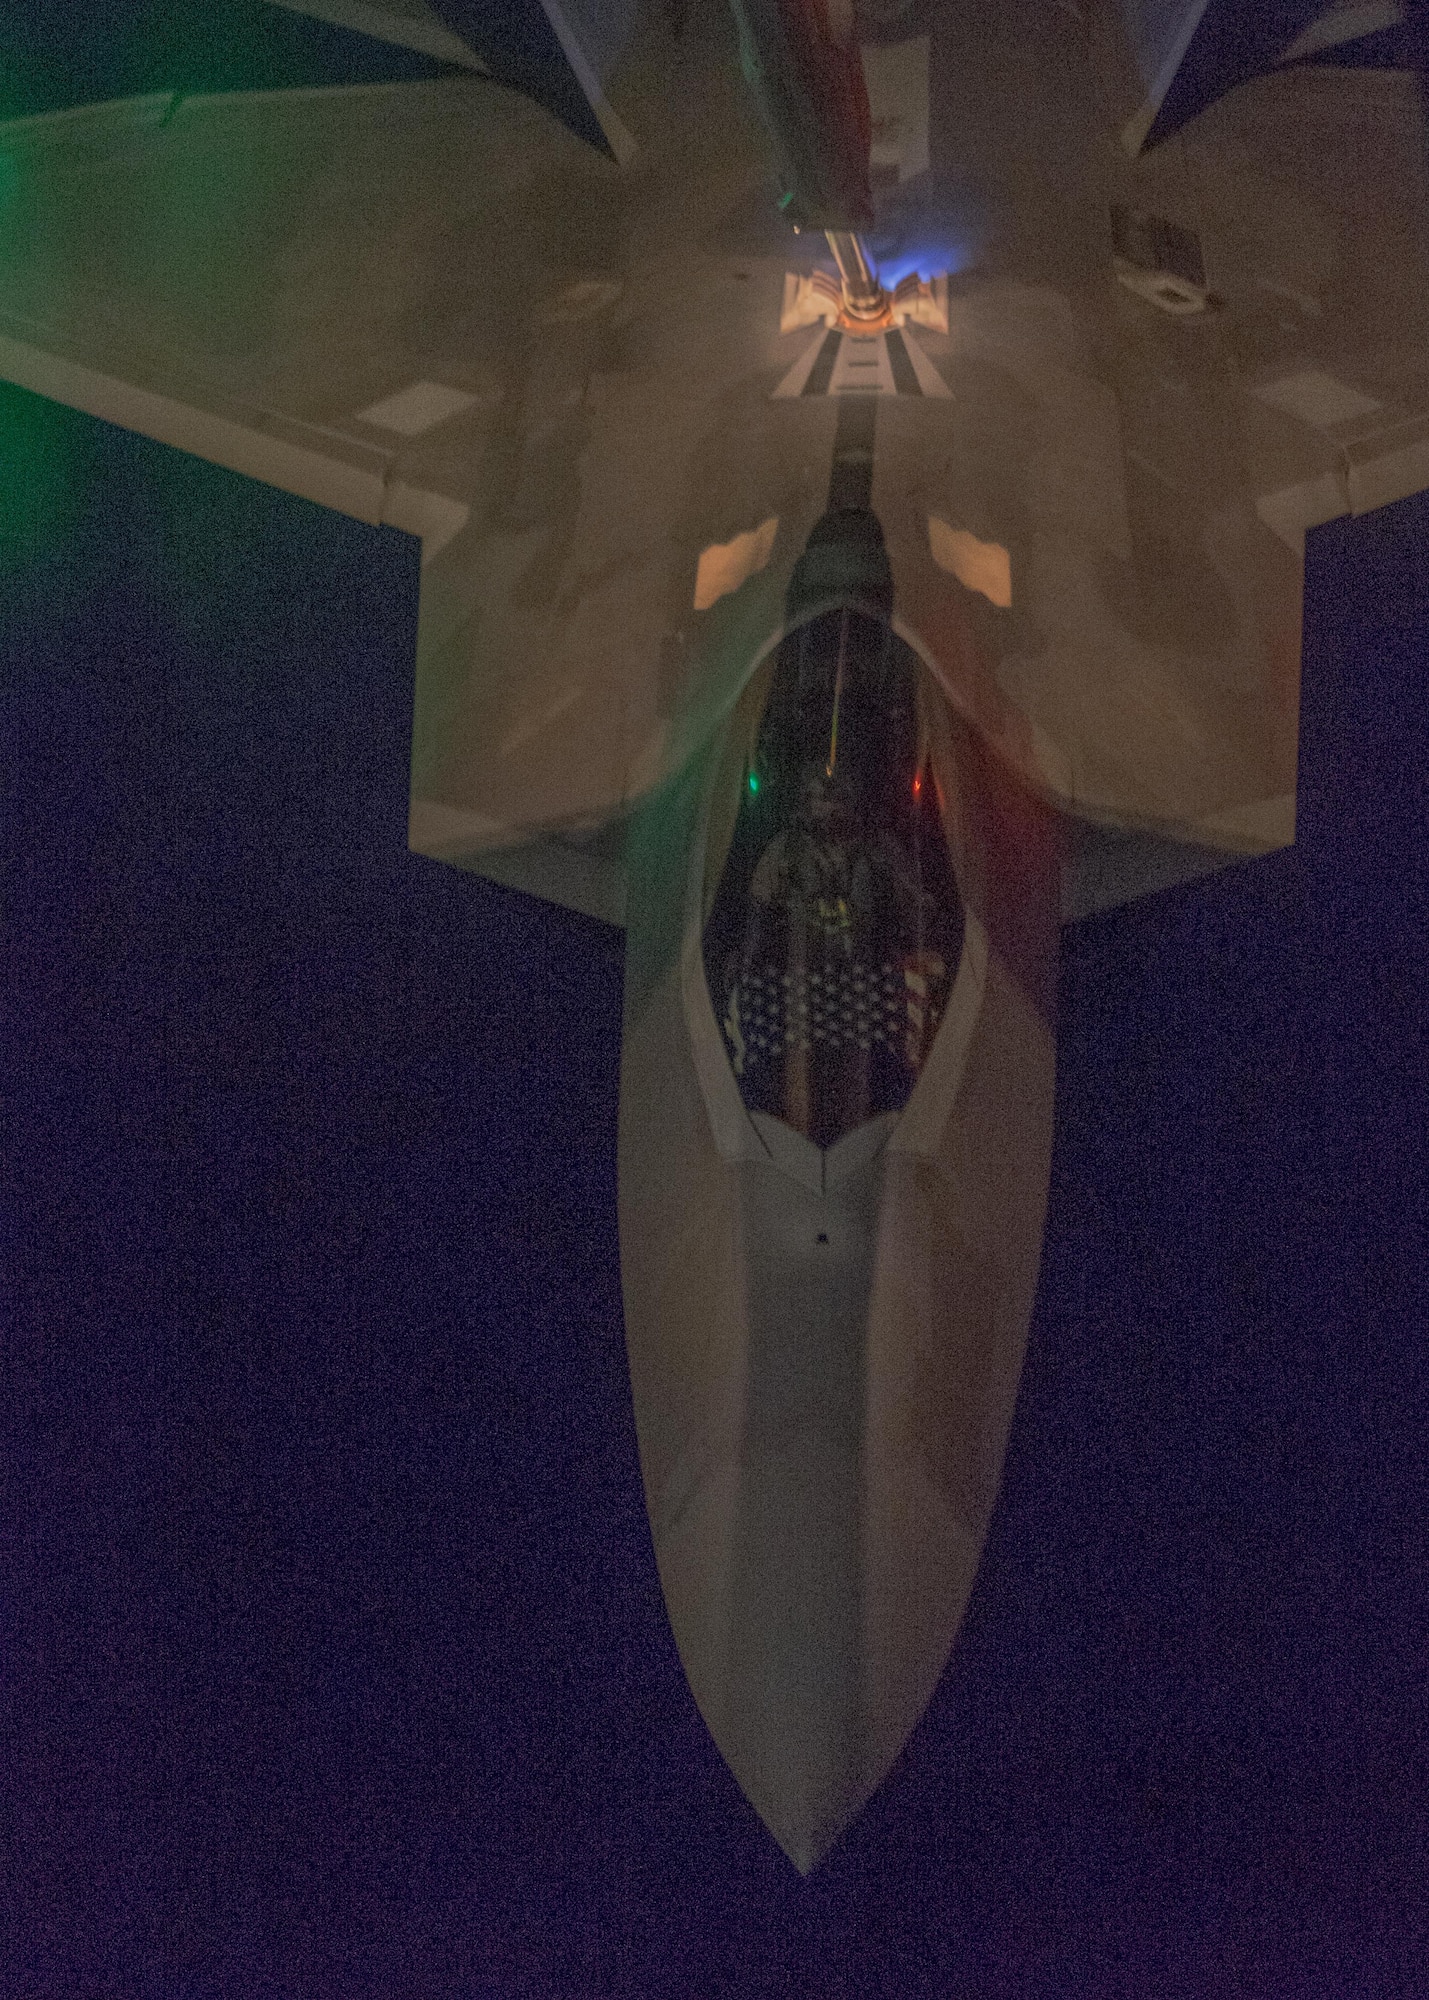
[
  {"x1": 857, "y1": 0, "x2": 1429, "y2": 916},
  {"x1": 1117, "y1": 0, "x2": 1423, "y2": 154}
]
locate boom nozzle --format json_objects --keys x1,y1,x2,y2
[{"x1": 825, "y1": 230, "x2": 888, "y2": 322}]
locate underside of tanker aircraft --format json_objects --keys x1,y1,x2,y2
[{"x1": 3, "y1": 0, "x2": 1426, "y2": 1869}]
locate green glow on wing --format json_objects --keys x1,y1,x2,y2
[{"x1": 0, "y1": 383, "x2": 95, "y2": 575}]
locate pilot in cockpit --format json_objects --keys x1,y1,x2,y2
[{"x1": 746, "y1": 765, "x2": 934, "y2": 971}]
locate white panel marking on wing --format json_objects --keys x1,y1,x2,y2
[
  {"x1": 354, "y1": 380, "x2": 478, "y2": 436},
  {"x1": 1253, "y1": 369, "x2": 1383, "y2": 429}
]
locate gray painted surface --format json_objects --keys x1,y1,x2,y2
[{"x1": 618, "y1": 651, "x2": 1058, "y2": 1868}]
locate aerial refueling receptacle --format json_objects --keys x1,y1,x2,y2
[{"x1": 825, "y1": 227, "x2": 888, "y2": 320}]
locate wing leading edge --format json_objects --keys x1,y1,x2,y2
[
  {"x1": 4, "y1": 4, "x2": 1429, "y2": 924},
  {"x1": 1120, "y1": 0, "x2": 1429, "y2": 153}
]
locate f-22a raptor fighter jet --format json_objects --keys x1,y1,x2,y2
[{"x1": 3, "y1": 0, "x2": 1427, "y2": 1869}]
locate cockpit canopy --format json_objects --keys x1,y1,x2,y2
[{"x1": 702, "y1": 603, "x2": 963, "y2": 1152}]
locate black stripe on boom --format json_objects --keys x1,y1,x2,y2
[
  {"x1": 827, "y1": 392, "x2": 877, "y2": 510},
  {"x1": 885, "y1": 329, "x2": 922, "y2": 396},
  {"x1": 802, "y1": 328, "x2": 843, "y2": 397}
]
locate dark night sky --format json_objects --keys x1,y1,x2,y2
[{"x1": 2, "y1": 335, "x2": 1428, "y2": 1998}]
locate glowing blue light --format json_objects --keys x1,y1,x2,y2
[
  {"x1": 811, "y1": 233, "x2": 973, "y2": 292},
  {"x1": 873, "y1": 235, "x2": 973, "y2": 291}
]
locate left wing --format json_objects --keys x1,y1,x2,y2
[{"x1": 0, "y1": 4, "x2": 843, "y2": 919}]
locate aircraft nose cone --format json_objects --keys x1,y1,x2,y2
[
  {"x1": 722, "y1": 1433, "x2": 869, "y2": 1872},
  {"x1": 712, "y1": 1157, "x2": 880, "y2": 1869},
  {"x1": 636, "y1": 1121, "x2": 1027, "y2": 1872}
]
